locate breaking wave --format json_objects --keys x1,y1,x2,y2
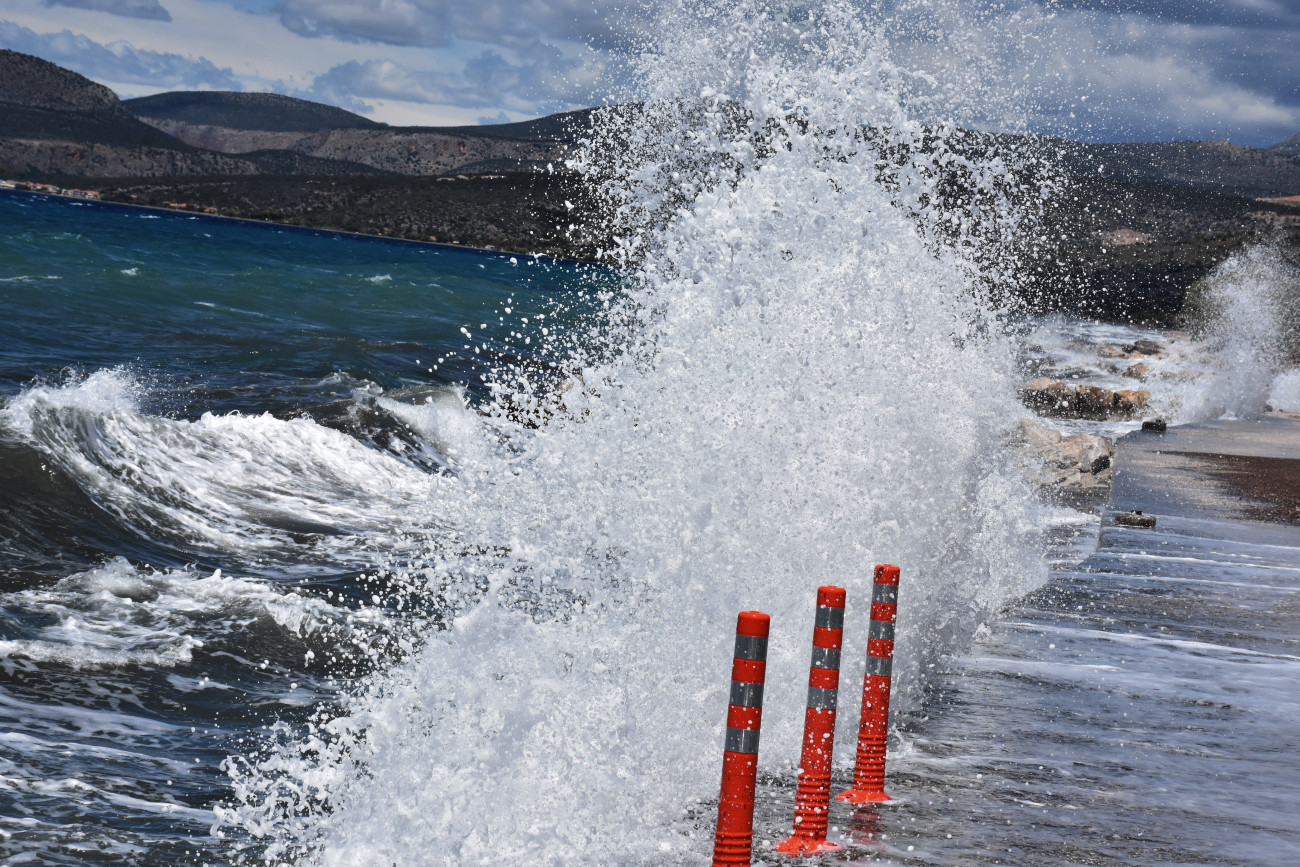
[{"x1": 220, "y1": 2, "x2": 1050, "y2": 863}]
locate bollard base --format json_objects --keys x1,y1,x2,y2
[
  {"x1": 834, "y1": 788, "x2": 897, "y2": 804},
  {"x1": 772, "y1": 835, "x2": 845, "y2": 856}
]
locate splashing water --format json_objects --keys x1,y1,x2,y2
[
  {"x1": 1176, "y1": 245, "x2": 1300, "y2": 423},
  {"x1": 221, "y1": 2, "x2": 1050, "y2": 863}
]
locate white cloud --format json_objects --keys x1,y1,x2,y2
[
  {"x1": 0, "y1": 20, "x2": 239, "y2": 89},
  {"x1": 1018, "y1": 8, "x2": 1300, "y2": 142}
]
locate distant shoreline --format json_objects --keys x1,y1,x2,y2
[{"x1": 0, "y1": 186, "x2": 604, "y2": 269}]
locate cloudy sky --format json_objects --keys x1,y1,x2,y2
[{"x1": 1, "y1": 0, "x2": 1296, "y2": 146}]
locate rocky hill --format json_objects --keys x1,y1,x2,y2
[
  {"x1": 0, "y1": 51, "x2": 384, "y2": 178},
  {"x1": 92, "y1": 172, "x2": 596, "y2": 259},
  {"x1": 1272, "y1": 133, "x2": 1300, "y2": 159},
  {"x1": 124, "y1": 91, "x2": 383, "y2": 132},
  {"x1": 0, "y1": 49, "x2": 197, "y2": 151},
  {"x1": 1, "y1": 48, "x2": 122, "y2": 114},
  {"x1": 126, "y1": 91, "x2": 581, "y2": 176},
  {"x1": 1048, "y1": 137, "x2": 1300, "y2": 199}
]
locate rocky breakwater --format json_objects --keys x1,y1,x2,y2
[
  {"x1": 1019, "y1": 338, "x2": 1163, "y2": 421},
  {"x1": 1011, "y1": 338, "x2": 1166, "y2": 491}
]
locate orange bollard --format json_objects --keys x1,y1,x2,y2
[
  {"x1": 774, "y1": 586, "x2": 847, "y2": 856},
  {"x1": 713, "y1": 611, "x2": 770, "y2": 867},
  {"x1": 837, "y1": 564, "x2": 901, "y2": 804}
]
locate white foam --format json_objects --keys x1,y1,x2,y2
[
  {"x1": 0, "y1": 369, "x2": 446, "y2": 566},
  {"x1": 376, "y1": 389, "x2": 490, "y2": 469},
  {"x1": 0, "y1": 558, "x2": 379, "y2": 672},
  {"x1": 1174, "y1": 246, "x2": 1299, "y2": 422}
]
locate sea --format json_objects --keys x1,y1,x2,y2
[{"x1": 3, "y1": 4, "x2": 1300, "y2": 865}]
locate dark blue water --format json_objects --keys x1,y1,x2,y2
[{"x1": 0, "y1": 190, "x2": 603, "y2": 864}]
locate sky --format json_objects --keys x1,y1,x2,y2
[{"x1": 0, "y1": 0, "x2": 1296, "y2": 146}]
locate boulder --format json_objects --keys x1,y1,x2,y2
[
  {"x1": 1123, "y1": 339, "x2": 1165, "y2": 356},
  {"x1": 1012, "y1": 416, "x2": 1062, "y2": 450},
  {"x1": 1019, "y1": 378, "x2": 1074, "y2": 413},
  {"x1": 1011, "y1": 419, "x2": 1116, "y2": 489},
  {"x1": 1115, "y1": 389, "x2": 1150, "y2": 413},
  {"x1": 1073, "y1": 385, "x2": 1114, "y2": 417},
  {"x1": 1124, "y1": 361, "x2": 1149, "y2": 380},
  {"x1": 1115, "y1": 510, "x2": 1157, "y2": 529}
]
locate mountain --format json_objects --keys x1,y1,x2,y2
[
  {"x1": 1271, "y1": 133, "x2": 1300, "y2": 159},
  {"x1": 124, "y1": 91, "x2": 585, "y2": 176},
  {"x1": 1046, "y1": 137, "x2": 1300, "y2": 199},
  {"x1": 124, "y1": 91, "x2": 383, "y2": 133},
  {"x1": 0, "y1": 49, "x2": 201, "y2": 151},
  {"x1": 0, "y1": 52, "x2": 385, "y2": 178}
]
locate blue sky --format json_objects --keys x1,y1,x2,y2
[{"x1": 1, "y1": 0, "x2": 1297, "y2": 145}]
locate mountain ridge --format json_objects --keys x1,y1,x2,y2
[
  {"x1": 125, "y1": 91, "x2": 384, "y2": 133},
  {"x1": 1271, "y1": 133, "x2": 1300, "y2": 159}
]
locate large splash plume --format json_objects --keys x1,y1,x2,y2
[
  {"x1": 222, "y1": 2, "x2": 1050, "y2": 862},
  {"x1": 1177, "y1": 245, "x2": 1300, "y2": 422}
]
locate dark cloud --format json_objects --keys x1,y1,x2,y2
[
  {"x1": 1026, "y1": 5, "x2": 1300, "y2": 144},
  {"x1": 1037, "y1": 0, "x2": 1300, "y2": 29},
  {"x1": 43, "y1": 0, "x2": 173, "y2": 23},
  {"x1": 277, "y1": 0, "x2": 650, "y2": 50},
  {"x1": 0, "y1": 21, "x2": 241, "y2": 90}
]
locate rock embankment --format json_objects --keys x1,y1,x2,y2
[
  {"x1": 1019, "y1": 338, "x2": 1163, "y2": 421},
  {"x1": 1011, "y1": 418, "x2": 1116, "y2": 489},
  {"x1": 1011, "y1": 337, "x2": 1170, "y2": 490}
]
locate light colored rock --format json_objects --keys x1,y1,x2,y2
[
  {"x1": 1124, "y1": 361, "x2": 1149, "y2": 380},
  {"x1": 1010, "y1": 419, "x2": 1116, "y2": 490},
  {"x1": 1012, "y1": 417, "x2": 1062, "y2": 449}
]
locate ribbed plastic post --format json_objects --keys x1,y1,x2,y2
[
  {"x1": 713, "y1": 611, "x2": 770, "y2": 867},
  {"x1": 837, "y1": 564, "x2": 900, "y2": 804},
  {"x1": 774, "y1": 586, "x2": 847, "y2": 856}
]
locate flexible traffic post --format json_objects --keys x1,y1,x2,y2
[
  {"x1": 713, "y1": 610, "x2": 770, "y2": 867},
  {"x1": 774, "y1": 586, "x2": 847, "y2": 856},
  {"x1": 837, "y1": 564, "x2": 901, "y2": 804}
]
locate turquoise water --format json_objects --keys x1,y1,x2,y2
[
  {"x1": 0, "y1": 190, "x2": 605, "y2": 863},
  {"x1": 0, "y1": 190, "x2": 594, "y2": 404}
]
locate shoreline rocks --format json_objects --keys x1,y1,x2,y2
[{"x1": 1020, "y1": 377, "x2": 1151, "y2": 420}]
